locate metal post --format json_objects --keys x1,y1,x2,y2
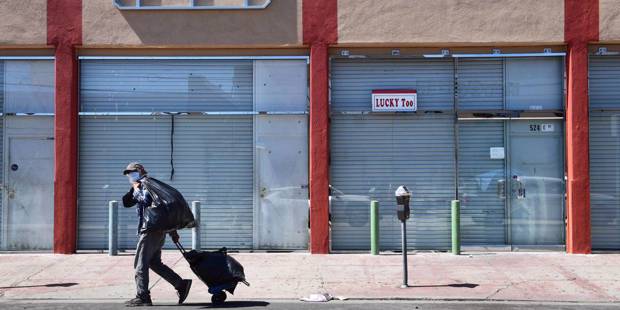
[
  {"x1": 401, "y1": 220, "x2": 408, "y2": 288},
  {"x1": 192, "y1": 201, "x2": 201, "y2": 250},
  {"x1": 451, "y1": 200, "x2": 461, "y2": 255},
  {"x1": 370, "y1": 200, "x2": 379, "y2": 255},
  {"x1": 108, "y1": 201, "x2": 118, "y2": 256}
]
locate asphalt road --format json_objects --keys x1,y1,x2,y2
[{"x1": 0, "y1": 301, "x2": 619, "y2": 310}]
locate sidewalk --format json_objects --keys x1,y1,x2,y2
[{"x1": 1, "y1": 251, "x2": 620, "y2": 304}]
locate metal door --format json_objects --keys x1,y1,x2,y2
[
  {"x1": 255, "y1": 115, "x2": 308, "y2": 249},
  {"x1": 508, "y1": 120, "x2": 564, "y2": 246},
  {"x1": 589, "y1": 56, "x2": 620, "y2": 249},
  {"x1": 4, "y1": 136, "x2": 54, "y2": 250}
]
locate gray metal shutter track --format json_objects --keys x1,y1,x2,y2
[
  {"x1": 589, "y1": 56, "x2": 620, "y2": 110},
  {"x1": 330, "y1": 114, "x2": 455, "y2": 250},
  {"x1": 457, "y1": 59, "x2": 503, "y2": 110},
  {"x1": 78, "y1": 115, "x2": 253, "y2": 250},
  {"x1": 458, "y1": 121, "x2": 506, "y2": 245},
  {"x1": 590, "y1": 111, "x2": 620, "y2": 249},
  {"x1": 0, "y1": 62, "x2": 3, "y2": 245},
  {"x1": 80, "y1": 60, "x2": 253, "y2": 112},
  {"x1": 331, "y1": 59, "x2": 454, "y2": 112}
]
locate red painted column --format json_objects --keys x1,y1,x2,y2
[
  {"x1": 48, "y1": 0, "x2": 82, "y2": 254},
  {"x1": 308, "y1": 43, "x2": 330, "y2": 253},
  {"x1": 303, "y1": 0, "x2": 337, "y2": 253},
  {"x1": 564, "y1": 0, "x2": 598, "y2": 254}
]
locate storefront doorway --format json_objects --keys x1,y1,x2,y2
[
  {"x1": 458, "y1": 119, "x2": 565, "y2": 248},
  {"x1": 3, "y1": 117, "x2": 54, "y2": 250},
  {"x1": 508, "y1": 120, "x2": 564, "y2": 246}
]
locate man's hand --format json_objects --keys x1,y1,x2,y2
[
  {"x1": 169, "y1": 230, "x2": 180, "y2": 243},
  {"x1": 132, "y1": 182, "x2": 140, "y2": 191}
]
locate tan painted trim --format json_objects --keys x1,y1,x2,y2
[
  {"x1": 78, "y1": 47, "x2": 309, "y2": 56},
  {"x1": 78, "y1": 44, "x2": 307, "y2": 49},
  {"x1": 329, "y1": 46, "x2": 567, "y2": 57},
  {"x1": 331, "y1": 42, "x2": 567, "y2": 48},
  {"x1": 0, "y1": 48, "x2": 55, "y2": 56}
]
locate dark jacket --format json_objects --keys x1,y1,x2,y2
[{"x1": 122, "y1": 182, "x2": 152, "y2": 235}]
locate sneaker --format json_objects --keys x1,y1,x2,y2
[
  {"x1": 125, "y1": 296, "x2": 152, "y2": 307},
  {"x1": 176, "y1": 279, "x2": 192, "y2": 304}
]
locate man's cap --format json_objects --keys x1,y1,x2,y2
[{"x1": 123, "y1": 162, "x2": 145, "y2": 175}]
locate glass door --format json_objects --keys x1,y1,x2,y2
[{"x1": 508, "y1": 120, "x2": 565, "y2": 246}]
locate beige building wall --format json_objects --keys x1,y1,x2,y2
[
  {"x1": 337, "y1": 0, "x2": 564, "y2": 45},
  {"x1": 0, "y1": 0, "x2": 47, "y2": 45},
  {"x1": 600, "y1": 0, "x2": 620, "y2": 42},
  {"x1": 83, "y1": 0, "x2": 302, "y2": 47}
]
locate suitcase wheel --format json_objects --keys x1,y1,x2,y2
[{"x1": 211, "y1": 291, "x2": 227, "y2": 305}]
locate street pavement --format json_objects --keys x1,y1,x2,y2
[
  {"x1": 0, "y1": 301, "x2": 619, "y2": 310},
  {"x1": 1, "y1": 251, "x2": 620, "y2": 307}
]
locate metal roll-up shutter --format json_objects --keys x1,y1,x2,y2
[
  {"x1": 78, "y1": 115, "x2": 253, "y2": 250},
  {"x1": 80, "y1": 59, "x2": 253, "y2": 112},
  {"x1": 590, "y1": 111, "x2": 620, "y2": 249},
  {"x1": 174, "y1": 116, "x2": 254, "y2": 249},
  {"x1": 457, "y1": 59, "x2": 503, "y2": 110},
  {"x1": 589, "y1": 56, "x2": 620, "y2": 249},
  {"x1": 331, "y1": 58, "x2": 454, "y2": 112},
  {"x1": 78, "y1": 116, "x2": 174, "y2": 249},
  {"x1": 458, "y1": 121, "x2": 506, "y2": 245},
  {"x1": 330, "y1": 114, "x2": 455, "y2": 250},
  {"x1": 589, "y1": 56, "x2": 620, "y2": 110}
]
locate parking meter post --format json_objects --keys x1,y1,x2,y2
[
  {"x1": 395, "y1": 185, "x2": 411, "y2": 288},
  {"x1": 108, "y1": 201, "x2": 118, "y2": 256},
  {"x1": 401, "y1": 219, "x2": 408, "y2": 288},
  {"x1": 451, "y1": 200, "x2": 461, "y2": 255},
  {"x1": 370, "y1": 200, "x2": 379, "y2": 255},
  {"x1": 192, "y1": 201, "x2": 201, "y2": 250}
]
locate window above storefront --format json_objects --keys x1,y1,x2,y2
[
  {"x1": 1, "y1": 58, "x2": 55, "y2": 114},
  {"x1": 113, "y1": 0, "x2": 271, "y2": 10}
]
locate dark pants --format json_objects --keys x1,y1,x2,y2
[{"x1": 134, "y1": 230, "x2": 182, "y2": 298}]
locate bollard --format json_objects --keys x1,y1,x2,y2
[
  {"x1": 191, "y1": 201, "x2": 201, "y2": 250},
  {"x1": 370, "y1": 200, "x2": 379, "y2": 255},
  {"x1": 451, "y1": 200, "x2": 461, "y2": 255},
  {"x1": 108, "y1": 201, "x2": 118, "y2": 256}
]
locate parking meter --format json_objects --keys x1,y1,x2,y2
[
  {"x1": 395, "y1": 185, "x2": 411, "y2": 288},
  {"x1": 395, "y1": 186, "x2": 411, "y2": 221}
]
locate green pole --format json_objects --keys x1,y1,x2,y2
[
  {"x1": 451, "y1": 200, "x2": 461, "y2": 255},
  {"x1": 370, "y1": 200, "x2": 379, "y2": 255}
]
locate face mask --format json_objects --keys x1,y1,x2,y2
[{"x1": 127, "y1": 171, "x2": 141, "y2": 183}]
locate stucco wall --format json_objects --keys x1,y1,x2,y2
[
  {"x1": 83, "y1": 0, "x2": 302, "y2": 46},
  {"x1": 337, "y1": 0, "x2": 564, "y2": 44},
  {"x1": 600, "y1": 0, "x2": 620, "y2": 42},
  {"x1": 0, "y1": 0, "x2": 47, "y2": 45}
]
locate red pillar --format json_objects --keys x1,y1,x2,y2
[
  {"x1": 48, "y1": 0, "x2": 82, "y2": 254},
  {"x1": 303, "y1": 0, "x2": 337, "y2": 253},
  {"x1": 564, "y1": 0, "x2": 598, "y2": 254},
  {"x1": 309, "y1": 43, "x2": 330, "y2": 253}
]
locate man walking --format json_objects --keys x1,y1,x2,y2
[{"x1": 122, "y1": 162, "x2": 192, "y2": 307}]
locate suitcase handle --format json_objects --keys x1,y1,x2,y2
[{"x1": 174, "y1": 241, "x2": 187, "y2": 254}]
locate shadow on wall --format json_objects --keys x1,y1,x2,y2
[{"x1": 118, "y1": 0, "x2": 299, "y2": 45}]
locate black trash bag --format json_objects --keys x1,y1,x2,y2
[
  {"x1": 141, "y1": 177, "x2": 196, "y2": 232},
  {"x1": 184, "y1": 247, "x2": 248, "y2": 294}
]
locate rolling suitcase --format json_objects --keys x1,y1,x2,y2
[{"x1": 174, "y1": 241, "x2": 249, "y2": 305}]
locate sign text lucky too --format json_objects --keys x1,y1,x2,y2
[{"x1": 372, "y1": 90, "x2": 417, "y2": 112}]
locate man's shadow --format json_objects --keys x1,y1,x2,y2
[{"x1": 183, "y1": 301, "x2": 270, "y2": 308}]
